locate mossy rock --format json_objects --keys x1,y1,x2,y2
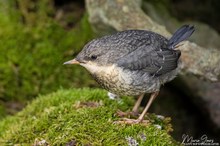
[
  {"x1": 0, "y1": 15, "x2": 95, "y2": 100},
  {"x1": 0, "y1": 88, "x2": 179, "y2": 145},
  {"x1": 0, "y1": 1, "x2": 96, "y2": 105}
]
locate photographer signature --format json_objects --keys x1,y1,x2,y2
[{"x1": 182, "y1": 134, "x2": 219, "y2": 145}]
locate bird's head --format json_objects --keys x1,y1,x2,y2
[{"x1": 64, "y1": 39, "x2": 115, "y2": 74}]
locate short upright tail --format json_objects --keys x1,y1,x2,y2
[{"x1": 168, "y1": 25, "x2": 195, "y2": 49}]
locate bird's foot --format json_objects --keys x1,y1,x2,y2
[
  {"x1": 113, "y1": 118, "x2": 149, "y2": 126},
  {"x1": 116, "y1": 110, "x2": 139, "y2": 118}
]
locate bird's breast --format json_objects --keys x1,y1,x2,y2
[{"x1": 81, "y1": 63, "x2": 161, "y2": 96}]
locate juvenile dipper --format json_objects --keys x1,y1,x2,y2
[{"x1": 64, "y1": 25, "x2": 195, "y2": 124}]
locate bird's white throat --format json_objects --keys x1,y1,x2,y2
[{"x1": 80, "y1": 62, "x2": 117, "y2": 75}]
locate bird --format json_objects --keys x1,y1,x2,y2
[{"x1": 64, "y1": 25, "x2": 195, "y2": 124}]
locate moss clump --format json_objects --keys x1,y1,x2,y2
[
  {"x1": 0, "y1": 88, "x2": 179, "y2": 145},
  {"x1": 0, "y1": 1, "x2": 96, "y2": 106}
]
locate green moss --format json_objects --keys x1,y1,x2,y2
[
  {"x1": 0, "y1": 105, "x2": 6, "y2": 120},
  {"x1": 0, "y1": 88, "x2": 179, "y2": 145},
  {"x1": 0, "y1": 1, "x2": 96, "y2": 104}
]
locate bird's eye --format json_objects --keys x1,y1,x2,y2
[{"x1": 91, "y1": 55, "x2": 97, "y2": 60}]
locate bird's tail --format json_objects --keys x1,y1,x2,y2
[{"x1": 168, "y1": 25, "x2": 195, "y2": 49}]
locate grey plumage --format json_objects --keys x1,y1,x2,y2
[
  {"x1": 168, "y1": 25, "x2": 195, "y2": 49},
  {"x1": 64, "y1": 25, "x2": 195, "y2": 123},
  {"x1": 67, "y1": 25, "x2": 195, "y2": 96}
]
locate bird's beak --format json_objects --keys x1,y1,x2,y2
[{"x1": 63, "y1": 58, "x2": 80, "y2": 65}]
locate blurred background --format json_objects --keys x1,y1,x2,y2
[{"x1": 0, "y1": 0, "x2": 219, "y2": 142}]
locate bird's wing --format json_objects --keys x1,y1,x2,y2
[{"x1": 116, "y1": 45, "x2": 181, "y2": 76}]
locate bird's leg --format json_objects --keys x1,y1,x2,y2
[
  {"x1": 116, "y1": 94, "x2": 144, "y2": 117},
  {"x1": 137, "y1": 91, "x2": 159, "y2": 122},
  {"x1": 132, "y1": 94, "x2": 144, "y2": 114},
  {"x1": 114, "y1": 91, "x2": 159, "y2": 125}
]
